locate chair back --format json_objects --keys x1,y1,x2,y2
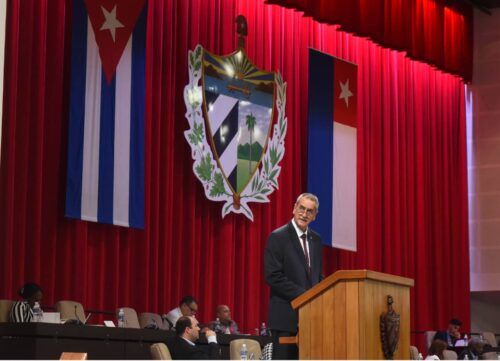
[
  {"x1": 229, "y1": 339, "x2": 262, "y2": 360},
  {"x1": 60, "y1": 352, "x2": 87, "y2": 360},
  {"x1": 139, "y1": 312, "x2": 165, "y2": 329},
  {"x1": 425, "y1": 330, "x2": 437, "y2": 350},
  {"x1": 442, "y1": 349, "x2": 457, "y2": 360},
  {"x1": 409, "y1": 345, "x2": 419, "y2": 360},
  {"x1": 150, "y1": 343, "x2": 172, "y2": 360},
  {"x1": 116, "y1": 307, "x2": 140, "y2": 328},
  {"x1": 0, "y1": 300, "x2": 14, "y2": 322},
  {"x1": 482, "y1": 351, "x2": 498, "y2": 360},
  {"x1": 481, "y1": 331, "x2": 498, "y2": 347},
  {"x1": 54, "y1": 300, "x2": 86, "y2": 323}
]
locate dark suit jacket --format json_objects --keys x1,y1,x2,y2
[
  {"x1": 166, "y1": 336, "x2": 221, "y2": 360},
  {"x1": 434, "y1": 331, "x2": 456, "y2": 346},
  {"x1": 264, "y1": 221, "x2": 323, "y2": 333}
]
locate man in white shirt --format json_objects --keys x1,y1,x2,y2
[{"x1": 165, "y1": 295, "x2": 198, "y2": 329}]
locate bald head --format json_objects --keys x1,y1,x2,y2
[{"x1": 216, "y1": 304, "x2": 231, "y2": 324}]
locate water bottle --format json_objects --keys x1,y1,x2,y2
[
  {"x1": 464, "y1": 354, "x2": 469, "y2": 360},
  {"x1": 240, "y1": 343, "x2": 248, "y2": 361},
  {"x1": 464, "y1": 333, "x2": 468, "y2": 347},
  {"x1": 32, "y1": 302, "x2": 42, "y2": 322},
  {"x1": 151, "y1": 317, "x2": 158, "y2": 329},
  {"x1": 117, "y1": 308, "x2": 125, "y2": 328},
  {"x1": 416, "y1": 353, "x2": 423, "y2": 360},
  {"x1": 214, "y1": 317, "x2": 221, "y2": 333},
  {"x1": 260, "y1": 322, "x2": 268, "y2": 336}
]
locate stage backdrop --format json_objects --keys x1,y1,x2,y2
[{"x1": 0, "y1": 0, "x2": 468, "y2": 346}]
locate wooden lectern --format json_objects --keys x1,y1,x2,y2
[{"x1": 287, "y1": 269, "x2": 414, "y2": 359}]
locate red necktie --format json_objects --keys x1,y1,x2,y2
[{"x1": 300, "y1": 233, "x2": 310, "y2": 269}]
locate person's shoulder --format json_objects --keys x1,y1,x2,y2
[
  {"x1": 270, "y1": 222, "x2": 291, "y2": 236},
  {"x1": 425, "y1": 355, "x2": 440, "y2": 360},
  {"x1": 309, "y1": 228, "x2": 321, "y2": 241},
  {"x1": 11, "y1": 300, "x2": 27, "y2": 310},
  {"x1": 433, "y1": 331, "x2": 447, "y2": 341},
  {"x1": 170, "y1": 336, "x2": 191, "y2": 349},
  {"x1": 166, "y1": 307, "x2": 179, "y2": 316}
]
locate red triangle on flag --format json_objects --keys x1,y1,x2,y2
[
  {"x1": 333, "y1": 58, "x2": 358, "y2": 128},
  {"x1": 84, "y1": 0, "x2": 146, "y2": 83}
]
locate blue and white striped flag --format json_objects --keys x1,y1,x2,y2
[
  {"x1": 307, "y1": 49, "x2": 358, "y2": 251},
  {"x1": 65, "y1": 0, "x2": 146, "y2": 228}
]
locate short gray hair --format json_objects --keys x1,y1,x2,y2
[{"x1": 295, "y1": 193, "x2": 319, "y2": 210}]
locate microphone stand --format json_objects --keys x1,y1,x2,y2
[{"x1": 65, "y1": 305, "x2": 84, "y2": 325}]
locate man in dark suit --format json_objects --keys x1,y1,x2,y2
[
  {"x1": 166, "y1": 316, "x2": 221, "y2": 359},
  {"x1": 434, "y1": 318, "x2": 462, "y2": 347},
  {"x1": 264, "y1": 193, "x2": 323, "y2": 360}
]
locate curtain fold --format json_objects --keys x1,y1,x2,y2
[
  {"x1": 265, "y1": 0, "x2": 473, "y2": 82},
  {"x1": 0, "y1": 0, "x2": 468, "y2": 348}
]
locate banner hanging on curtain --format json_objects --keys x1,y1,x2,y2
[
  {"x1": 65, "y1": 0, "x2": 146, "y2": 228},
  {"x1": 307, "y1": 48, "x2": 358, "y2": 251},
  {"x1": 184, "y1": 16, "x2": 287, "y2": 221}
]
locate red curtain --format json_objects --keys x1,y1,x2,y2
[
  {"x1": 0, "y1": 0, "x2": 468, "y2": 348},
  {"x1": 265, "y1": 0, "x2": 473, "y2": 82}
]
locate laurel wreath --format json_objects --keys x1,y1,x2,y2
[{"x1": 184, "y1": 44, "x2": 287, "y2": 221}]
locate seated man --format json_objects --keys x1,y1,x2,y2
[
  {"x1": 166, "y1": 316, "x2": 221, "y2": 360},
  {"x1": 165, "y1": 295, "x2": 198, "y2": 329},
  {"x1": 434, "y1": 318, "x2": 462, "y2": 347},
  {"x1": 211, "y1": 304, "x2": 239, "y2": 334}
]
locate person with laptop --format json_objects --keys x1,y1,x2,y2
[
  {"x1": 9, "y1": 282, "x2": 43, "y2": 323},
  {"x1": 434, "y1": 318, "x2": 463, "y2": 347}
]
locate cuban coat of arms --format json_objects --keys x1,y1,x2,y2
[{"x1": 183, "y1": 17, "x2": 287, "y2": 220}]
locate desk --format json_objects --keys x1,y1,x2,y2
[{"x1": 0, "y1": 323, "x2": 271, "y2": 359}]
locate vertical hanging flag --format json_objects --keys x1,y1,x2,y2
[
  {"x1": 307, "y1": 49, "x2": 358, "y2": 251},
  {"x1": 65, "y1": 0, "x2": 146, "y2": 228}
]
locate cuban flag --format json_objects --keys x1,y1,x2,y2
[
  {"x1": 65, "y1": 0, "x2": 146, "y2": 228},
  {"x1": 307, "y1": 49, "x2": 358, "y2": 251}
]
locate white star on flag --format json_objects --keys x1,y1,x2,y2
[
  {"x1": 100, "y1": 5, "x2": 124, "y2": 42},
  {"x1": 339, "y1": 79, "x2": 354, "y2": 107}
]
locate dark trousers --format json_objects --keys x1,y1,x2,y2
[{"x1": 271, "y1": 330, "x2": 298, "y2": 360}]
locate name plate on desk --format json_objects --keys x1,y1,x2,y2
[{"x1": 104, "y1": 320, "x2": 115, "y2": 327}]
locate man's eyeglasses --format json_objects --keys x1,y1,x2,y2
[
  {"x1": 182, "y1": 303, "x2": 198, "y2": 315},
  {"x1": 296, "y1": 204, "x2": 316, "y2": 217}
]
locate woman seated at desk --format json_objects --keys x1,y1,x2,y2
[{"x1": 10, "y1": 282, "x2": 43, "y2": 323}]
